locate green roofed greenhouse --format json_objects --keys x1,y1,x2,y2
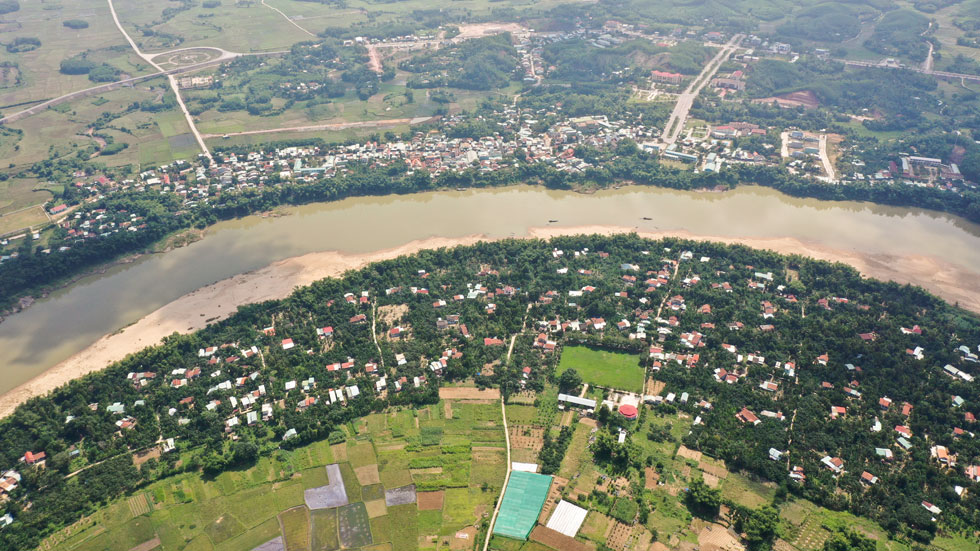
[{"x1": 492, "y1": 470, "x2": 553, "y2": 540}]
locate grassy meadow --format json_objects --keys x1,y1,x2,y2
[{"x1": 556, "y1": 346, "x2": 645, "y2": 393}]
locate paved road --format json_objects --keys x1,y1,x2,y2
[
  {"x1": 0, "y1": 57, "x2": 265, "y2": 125},
  {"x1": 661, "y1": 35, "x2": 742, "y2": 144},
  {"x1": 837, "y1": 58, "x2": 980, "y2": 84},
  {"x1": 107, "y1": 0, "x2": 213, "y2": 160}
]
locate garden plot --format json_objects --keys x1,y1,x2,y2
[
  {"x1": 252, "y1": 536, "x2": 286, "y2": 551},
  {"x1": 305, "y1": 464, "x2": 349, "y2": 509},
  {"x1": 365, "y1": 499, "x2": 388, "y2": 518},
  {"x1": 311, "y1": 509, "x2": 340, "y2": 551},
  {"x1": 355, "y1": 464, "x2": 381, "y2": 485},
  {"x1": 338, "y1": 502, "x2": 373, "y2": 549},
  {"x1": 417, "y1": 491, "x2": 445, "y2": 511},
  {"x1": 385, "y1": 484, "x2": 417, "y2": 506}
]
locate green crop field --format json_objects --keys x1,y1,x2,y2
[
  {"x1": 41, "y1": 400, "x2": 503, "y2": 551},
  {"x1": 556, "y1": 346, "x2": 645, "y2": 393}
]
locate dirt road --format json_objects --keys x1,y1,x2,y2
[{"x1": 201, "y1": 116, "x2": 436, "y2": 139}]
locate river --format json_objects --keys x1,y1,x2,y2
[{"x1": 2, "y1": 184, "x2": 980, "y2": 396}]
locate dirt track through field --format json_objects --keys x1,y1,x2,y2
[
  {"x1": 439, "y1": 387, "x2": 501, "y2": 400},
  {"x1": 201, "y1": 117, "x2": 437, "y2": 139}
]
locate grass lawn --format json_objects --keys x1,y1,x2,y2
[{"x1": 556, "y1": 346, "x2": 645, "y2": 393}]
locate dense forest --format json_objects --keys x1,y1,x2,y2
[{"x1": 1, "y1": 234, "x2": 979, "y2": 550}]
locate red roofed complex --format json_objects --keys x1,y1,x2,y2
[
  {"x1": 619, "y1": 404, "x2": 638, "y2": 420},
  {"x1": 651, "y1": 70, "x2": 683, "y2": 85}
]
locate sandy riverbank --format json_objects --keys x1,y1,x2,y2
[{"x1": 1, "y1": 226, "x2": 978, "y2": 419}]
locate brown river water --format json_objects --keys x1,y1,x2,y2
[{"x1": 1, "y1": 184, "x2": 979, "y2": 396}]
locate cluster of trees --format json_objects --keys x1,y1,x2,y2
[
  {"x1": 746, "y1": 58, "x2": 940, "y2": 131},
  {"x1": 5, "y1": 37, "x2": 39, "y2": 53},
  {"x1": 185, "y1": 39, "x2": 380, "y2": 115},
  {"x1": 62, "y1": 19, "x2": 89, "y2": 30},
  {"x1": 8, "y1": 122, "x2": 980, "y2": 309},
  {"x1": 863, "y1": 9, "x2": 931, "y2": 62},
  {"x1": 401, "y1": 34, "x2": 518, "y2": 91},
  {"x1": 1, "y1": 233, "x2": 979, "y2": 548},
  {"x1": 58, "y1": 54, "x2": 124, "y2": 83},
  {"x1": 538, "y1": 426, "x2": 573, "y2": 474},
  {"x1": 775, "y1": 2, "x2": 873, "y2": 43}
]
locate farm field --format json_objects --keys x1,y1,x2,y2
[
  {"x1": 0, "y1": 0, "x2": 151, "y2": 108},
  {"x1": 42, "y1": 402, "x2": 504, "y2": 551},
  {"x1": 111, "y1": 0, "x2": 578, "y2": 55},
  {"x1": 555, "y1": 346, "x2": 645, "y2": 393}
]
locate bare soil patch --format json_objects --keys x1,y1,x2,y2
[
  {"x1": 457, "y1": 22, "x2": 525, "y2": 39},
  {"x1": 377, "y1": 304, "x2": 409, "y2": 325},
  {"x1": 700, "y1": 461, "x2": 729, "y2": 480},
  {"x1": 644, "y1": 467, "x2": 660, "y2": 490},
  {"x1": 439, "y1": 387, "x2": 500, "y2": 400},
  {"x1": 753, "y1": 90, "x2": 819, "y2": 109},
  {"x1": 530, "y1": 526, "x2": 589, "y2": 551},
  {"x1": 133, "y1": 446, "x2": 161, "y2": 468},
  {"x1": 451, "y1": 526, "x2": 477, "y2": 550},
  {"x1": 698, "y1": 523, "x2": 744, "y2": 551},
  {"x1": 417, "y1": 490, "x2": 445, "y2": 511},
  {"x1": 384, "y1": 484, "x2": 417, "y2": 506},
  {"x1": 365, "y1": 499, "x2": 387, "y2": 518},
  {"x1": 128, "y1": 536, "x2": 162, "y2": 551},
  {"x1": 676, "y1": 446, "x2": 702, "y2": 462},
  {"x1": 645, "y1": 378, "x2": 666, "y2": 396},
  {"x1": 355, "y1": 464, "x2": 381, "y2": 485},
  {"x1": 607, "y1": 521, "x2": 634, "y2": 550},
  {"x1": 703, "y1": 472, "x2": 721, "y2": 488},
  {"x1": 443, "y1": 401, "x2": 453, "y2": 419},
  {"x1": 509, "y1": 425, "x2": 545, "y2": 451}
]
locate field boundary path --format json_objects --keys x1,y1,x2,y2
[
  {"x1": 261, "y1": 0, "x2": 316, "y2": 37},
  {"x1": 0, "y1": 47, "x2": 281, "y2": 126},
  {"x1": 482, "y1": 388, "x2": 512, "y2": 551},
  {"x1": 482, "y1": 304, "x2": 530, "y2": 551}
]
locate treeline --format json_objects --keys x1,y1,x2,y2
[
  {"x1": 4, "y1": 144, "x2": 980, "y2": 309},
  {"x1": 400, "y1": 33, "x2": 518, "y2": 91},
  {"x1": 746, "y1": 59, "x2": 940, "y2": 131},
  {"x1": 1, "y1": 233, "x2": 979, "y2": 548}
]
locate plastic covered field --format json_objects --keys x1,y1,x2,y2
[{"x1": 492, "y1": 471, "x2": 552, "y2": 540}]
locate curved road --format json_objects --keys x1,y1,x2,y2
[
  {"x1": 106, "y1": 0, "x2": 213, "y2": 160},
  {"x1": 0, "y1": 54, "x2": 280, "y2": 125}
]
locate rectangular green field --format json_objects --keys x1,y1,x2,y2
[
  {"x1": 556, "y1": 346, "x2": 645, "y2": 393},
  {"x1": 280, "y1": 506, "x2": 311, "y2": 551},
  {"x1": 312, "y1": 508, "x2": 340, "y2": 551},
  {"x1": 388, "y1": 504, "x2": 418, "y2": 551},
  {"x1": 338, "y1": 502, "x2": 373, "y2": 549}
]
